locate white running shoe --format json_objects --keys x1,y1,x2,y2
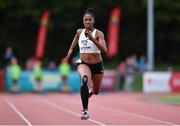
[{"x1": 81, "y1": 111, "x2": 89, "y2": 120}]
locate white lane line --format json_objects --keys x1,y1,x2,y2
[
  {"x1": 100, "y1": 105, "x2": 178, "y2": 126},
  {"x1": 39, "y1": 99, "x2": 106, "y2": 126},
  {"x1": 5, "y1": 97, "x2": 32, "y2": 126}
]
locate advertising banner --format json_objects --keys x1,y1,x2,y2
[
  {"x1": 6, "y1": 70, "x2": 118, "y2": 92},
  {"x1": 101, "y1": 70, "x2": 117, "y2": 91},
  {"x1": 143, "y1": 72, "x2": 180, "y2": 93},
  {"x1": 6, "y1": 71, "x2": 80, "y2": 92},
  {"x1": 107, "y1": 7, "x2": 121, "y2": 58},
  {"x1": 169, "y1": 73, "x2": 180, "y2": 92},
  {"x1": 35, "y1": 11, "x2": 50, "y2": 59}
]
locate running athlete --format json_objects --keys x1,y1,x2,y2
[{"x1": 64, "y1": 8, "x2": 107, "y2": 120}]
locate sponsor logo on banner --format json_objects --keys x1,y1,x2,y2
[{"x1": 169, "y1": 73, "x2": 180, "y2": 92}]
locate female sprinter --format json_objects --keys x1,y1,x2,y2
[{"x1": 64, "y1": 8, "x2": 107, "y2": 120}]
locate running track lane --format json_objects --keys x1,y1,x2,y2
[
  {"x1": 3, "y1": 94, "x2": 103, "y2": 125},
  {"x1": 39, "y1": 93, "x2": 180, "y2": 125},
  {"x1": 0, "y1": 93, "x2": 180, "y2": 125},
  {"x1": 0, "y1": 95, "x2": 27, "y2": 125}
]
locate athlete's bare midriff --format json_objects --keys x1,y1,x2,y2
[{"x1": 80, "y1": 53, "x2": 102, "y2": 64}]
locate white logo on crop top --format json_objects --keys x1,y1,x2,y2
[
  {"x1": 81, "y1": 40, "x2": 91, "y2": 50},
  {"x1": 81, "y1": 40, "x2": 88, "y2": 45}
]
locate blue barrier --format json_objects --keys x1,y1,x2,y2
[{"x1": 6, "y1": 71, "x2": 81, "y2": 92}]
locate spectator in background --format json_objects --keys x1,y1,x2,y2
[
  {"x1": 131, "y1": 54, "x2": 138, "y2": 69},
  {"x1": 58, "y1": 59, "x2": 70, "y2": 92},
  {"x1": 9, "y1": 58, "x2": 21, "y2": 93},
  {"x1": 124, "y1": 55, "x2": 138, "y2": 91},
  {"x1": 117, "y1": 61, "x2": 126, "y2": 90},
  {"x1": 137, "y1": 55, "x2": 147, "y2": 72},
  {"x1": 25, "y1": 57, "x2": 35, "y2": 71},
  {"x1": 3, "y1": 47, "x2": 15, "y2": 68},
  {"x1": 33, "y1": 60, "x2": 43, "y2": 92},
  {"x1": 47, "y1": 60, "x2": 57, "y2": 71}
]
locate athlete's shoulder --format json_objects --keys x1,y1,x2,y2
[
  {"x1": 96, "y1": 29, "x2": 103, "y2": 33},
  {"x1": 95, "y1": 29, "x2": 104, "y2": 36},
  {"x1": 77, "y1": 28, "x2": 84, "y2": 34}
]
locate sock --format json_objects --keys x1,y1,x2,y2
[{"x1": 80, "y1": 75, "x2": 89, "y2": 110}]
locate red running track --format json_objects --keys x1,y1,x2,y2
[{"x1": 0, "y1": 92, "x2": 179, "y2": 126}]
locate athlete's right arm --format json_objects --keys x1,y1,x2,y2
[{"x1": 64, "y1": 29, "x2": 82, "y2": 62}]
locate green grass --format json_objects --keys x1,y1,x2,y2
[
  {"x1": 156, "y1": 95, "x2": 180, "y2": 105},
  {"x1": 133, "y1": 74, "x2": 143, "y2": 92}
]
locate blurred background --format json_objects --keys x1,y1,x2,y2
[{"x1": 0, "y1": 0, "x2": 180, "y2": 93}]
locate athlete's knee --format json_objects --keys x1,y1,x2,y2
[
  {"x1": 82, "y1": 75, "x2": 88, "y2": 86},
  {"x1": 94, "y1": 92, "x2": 99, "y2": 95}
]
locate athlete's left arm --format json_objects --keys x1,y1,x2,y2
[{"x1": 87, "y1": 30, "x2": 107, "y2": 53}]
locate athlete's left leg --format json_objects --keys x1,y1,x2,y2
[{"x1": 77, "y1": 64, "x2": 92, "y2": 120}]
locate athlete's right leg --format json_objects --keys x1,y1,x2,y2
[
  {"x1": 92, "y1": 74, "x2": 104, "y2": 95},
  {"x1": 77, "y1": 64, "x2": 92, "y2": 119}
]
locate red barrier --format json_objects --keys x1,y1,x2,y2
[
  {"x1": 0, "y1": 71, "x2": 4, "y2": 91},
  {"x1": 101, "y1": 71, "x2": 117, "y2": 91}
]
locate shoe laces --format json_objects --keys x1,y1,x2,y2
[{"x1": 82, "y1": 110, "x2": 88, "y2": 115}]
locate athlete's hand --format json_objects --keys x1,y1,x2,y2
[
  {"x1": 63, "y1": 55, "x2": 70, "y2": 63},
  {"x1": 64, "y1": 49, "x2": 72, "y2": 62},
  {"x1": 85, "y1": 30, "x2": 93, "y2": 40}
]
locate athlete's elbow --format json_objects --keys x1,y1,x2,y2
[
  {"x1": 105, "y1": 48, "x2": 107, "y2": 53},
  {"x1": 103, "y1": 48, "x2": 107, "y2": 53}
]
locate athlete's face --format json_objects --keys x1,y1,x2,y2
[{"x1": 83, "y1": 14, "x2": 94, "y2": 30}]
